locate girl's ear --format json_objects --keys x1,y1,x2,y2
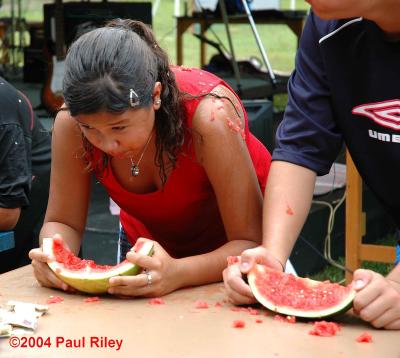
[
  {"x1": 152, "y1": 82, "x2": 162, "y2": 99},
  {"x1": 152, "y1": 82, "x2": 162, "y2": 110}
]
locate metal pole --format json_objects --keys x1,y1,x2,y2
[
  {"x1": 240, "y1": 0, "x2": 277, "y2": 86},
  {"x1": 218, "y1": 0, "x2": 242, "y2": 95},
  {"x1": 10, "y1": 0, "x2": 15, "y2": 67}
]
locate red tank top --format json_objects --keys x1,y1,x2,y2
[{"x1": 96, "y1": 66, "x2": 271, "y2": 258}]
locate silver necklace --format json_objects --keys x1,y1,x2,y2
[{"x1": 130, "y1": 132, "x2": 153, "y2": 177}]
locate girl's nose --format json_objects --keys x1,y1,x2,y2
[{"x1": 105, "y1": 138, "x2": 120, "y2": 154}]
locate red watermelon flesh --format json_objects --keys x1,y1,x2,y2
[
  {"x1": 43, "y1": 236, "x2": 153, "y2": 294},
  {"x1": 51, "y1": 237, "x2": 145, "y2": 272},
  {"x1": 248, "y1": 265, "x2": 355, "y2": 318}
]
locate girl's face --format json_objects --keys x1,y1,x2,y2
[
  {"x1": 74, "y1": 82, "x2": 161, "y2": 158},
  {"x1": 75, "y1": 106, "x2": 156, "y2": 158}
]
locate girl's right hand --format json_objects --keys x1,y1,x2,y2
[{"x1": 29, "y1": 242, "x2": 74, "y2": 292}]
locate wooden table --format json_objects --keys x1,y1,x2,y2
[
  {"x1": 0, "y1": 266, "x2": 399, "y2": 357},
  {"x1": 176, "y1": 10, "x2": 307, "y2": 66}
]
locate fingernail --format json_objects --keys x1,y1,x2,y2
[
  {"x1": 240, "y1": 262, "x2": 249, "y2": 270},
  {"x1": 354, "y1": 279, "x2": 365, "y2": 289},
  {"x1": 62, "y1": 283, "x2": 68, "y2": 291}
]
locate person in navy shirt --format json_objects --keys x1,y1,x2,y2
[{"x1": 224, "y1": 0, "x2": 400, "y2": 329}]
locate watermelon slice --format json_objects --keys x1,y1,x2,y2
[
  {"x1": 43, "y1": 236, "x2": 154, "y2": 294},
  {"x1": 248, "y1": 264, "x2": 355, "y2": 318}
]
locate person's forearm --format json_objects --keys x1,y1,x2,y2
[
  {"x1": 0, "y1": 207, "x2": 21, "y2": 230},
  {"x1": 262, "y1": 161, "x2": 316, "y2": 265},
  {"x1": 39, "y1": 221, "x2": 83, "y2": 255},
  {"x1": 175, "y1": 240, "x2": 259, "y2": 288}
]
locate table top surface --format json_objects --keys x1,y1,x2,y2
[{"x1": 0, "y1": 266, "x2": 399, "y2": 358}]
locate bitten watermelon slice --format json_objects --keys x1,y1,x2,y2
[
  {"x1": 248, "y1": 264, "x2": 355, "y2": 318},
  {"x1": 43, "y1": 236, "x2": 154, "y2": 294}
]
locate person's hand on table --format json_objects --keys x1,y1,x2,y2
[
  {"x1": 29, "y1": 234, "x2": 75, "y2": 292},
  {"x1": 352, "y1": 269, "x2": 400, "y2": 329},
  {"x1": 223, "y1": 246, "x2": 284, "y2": 305},
  {"x1": 108, "y1": 239, "x2": 180, "y2": 298}
]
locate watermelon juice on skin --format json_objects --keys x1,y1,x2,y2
[{"x1": 43, "y1": 236, "x2": 154, "y2": 294}]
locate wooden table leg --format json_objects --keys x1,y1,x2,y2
[{"x1": 345, "y1": 150, "x2": 363, "y2": 283}]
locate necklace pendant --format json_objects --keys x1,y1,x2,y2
[{"x1": 131, "y1": 164, "x2": 140, "y2": 177}]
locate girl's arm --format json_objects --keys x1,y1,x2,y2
[
  {"x1": 39, "y1": 109, "x2": 91, "y2": 253},
  {"x1": 174, "y1": 85, "x2": 265, "y2": 287},
  {"x1": 30, "y1": 109, "x2": 91, "y2": 290}
]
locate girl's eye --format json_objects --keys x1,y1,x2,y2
[
  {"x1": 79, "y1": 124, "x2": 93, "y2": 130},
  {"x1": 111, "y1": 126, "x2": 126, "y2": 131}
]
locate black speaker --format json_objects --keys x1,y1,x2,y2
[
  {"x1": 243, "y1": 99, "x2": 274, "y2": 152},
  {"x1": 43, "y1": 2, "x2": 152, "y2": 50}
]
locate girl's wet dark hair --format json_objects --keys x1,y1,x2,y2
[{"x1": 63, "y1": 19, "x2": 184, "y2": 184}]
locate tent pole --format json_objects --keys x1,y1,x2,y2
[
  {"x1": 218, "y1": 0, "x2": 242, "y2": 96},
  {"x1": 240, "y1": 0, "x2": 277, "y2": 86}
]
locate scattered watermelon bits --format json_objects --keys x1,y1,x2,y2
[
  {"x1": 309, "y1": 321, "x2": 341, "y2": 337},
  {"x1": 230, "y1": 307, "x2": 242, "y2": 312},
  {"x1": 46, "y1": 295, "x2": 64, "y2": 304},
  {"x1": 84, "y1": 297, "x2": 100, "y2": 303},
  {"x1": 286, "y1": 315, "x2": 296, "y2": 324},
  {"x1": 274, "y1": 315, "x2": 286, "y2": 322},
  {"x1": 255, "y1": 319, "x2": 263, "y2": 324},
  {"x1": 214, "y1": 302, "x2": 223, "y2": 308},
  {"x1": 148, "y1": 298, "x2": 165, "y2": 305},
  {"x1": 249, "y1": 308, "x2": 260, "y2": 315},
  {"x1": 286, "y1": 204, "x2": 294, "y2": 216},
  {"x1": 273, "y1": 314, "x2": 296, "y2": 324},
  {"x1": 233, "y1": 320, "x2": 246, "y2": 328},
  {"x1": 356, "y1": 332, "x2": 373, "y2": 343},
  {"x1": 195, "y1": 300, "x2": 209, "y2": 309}
]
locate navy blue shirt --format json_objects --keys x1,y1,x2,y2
[{"x1": 274, "y1": 12, "x2": 400, "y2": 225}]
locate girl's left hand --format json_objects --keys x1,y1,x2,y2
[{"x1": 107, "y1": 240, "x2": 181, "y2": 298}]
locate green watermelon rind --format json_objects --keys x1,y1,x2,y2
[
  {"x1": 43, "y1": 237, "x2": 154, "y2": 294},
  {"x1": 247, "y1": 264, "x2": 356, "y2": 319}
]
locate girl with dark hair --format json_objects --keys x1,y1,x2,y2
[{"x1": 29, "y1": 19, "x2": 271, "y2": 297}]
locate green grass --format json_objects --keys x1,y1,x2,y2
[
  {"x1": 1, "y1": 0, "x2": 306, "y2": 108},
  {"x1": 310, "y1": 234, "x2": 397, "y2": 282},
  {"x1": 0, "y1": 0, "x2": 309, "y2": 71}
]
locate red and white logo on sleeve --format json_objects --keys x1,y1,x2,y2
[{"x1": 353, "y1": 99, "x2": 400, "y2": 131}]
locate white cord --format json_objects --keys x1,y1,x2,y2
[{"x1": 312, "y1": 189, "x2": 348, "y2": 281}]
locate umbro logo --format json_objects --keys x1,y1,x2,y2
[{"x1": 353, "y1": 99, "x2": 400, "y2": 131}]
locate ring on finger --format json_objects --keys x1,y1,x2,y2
[{"x1": 145, "y1": 270, "x2": 152, "y2": 286}]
